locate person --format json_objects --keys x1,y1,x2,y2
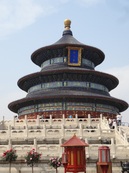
[
  {"x1": 112, "y1": 119, "x2": 117, "y2": 129},
  {"x1": 69, "y1": 115, "x2": 73, "y2": 118},
  {"x1": 116, "y1": 114, "x2": 122, "y2": 126},
  {"x1": 108, "y1": 118, "x2": 113, "y2": 128}
]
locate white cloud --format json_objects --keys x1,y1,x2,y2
[
  {"x1": 0, "y1": 0, "x2": 107, "y2": 39},
  {"x1": 0, "y1": 0, "x2": 56, "y2": 39}
]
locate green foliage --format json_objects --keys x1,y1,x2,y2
[
  {"x1": 25, "y1": 148, "x2": 41, "y2": 166},
  {"x1": 2, "y1": 148, "x2": 17, "y2": 163}
]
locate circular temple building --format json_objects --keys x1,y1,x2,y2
[{"x1": 8, "y1": 19, "x2": 128, "y2": 119}]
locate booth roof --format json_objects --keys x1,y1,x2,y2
[{"x1": 61, "y1": 134, "x2": 89, "y2": 147}]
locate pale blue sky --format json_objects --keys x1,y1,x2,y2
[{"x1": 0, "y1": 0, "x2": 129, "y2": 122}]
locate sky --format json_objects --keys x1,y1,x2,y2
[{"x1": 0, "y1": 0, "x2": 129, "y2": 122}]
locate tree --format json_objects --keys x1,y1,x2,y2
[
  {"x1": 25, "y1": 148, "x2": 41, "y2": 173},
  {"x1": 49, "y1": 157, "x2": 62, "y2": 173},
  {"x1": 2, "y1": 148, "x2": 17, "y2": 173}
]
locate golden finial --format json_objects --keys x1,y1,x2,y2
[{"x1": 64, "y1": 19, "x2": 71, "y2": 30}]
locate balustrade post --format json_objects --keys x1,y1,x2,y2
[
  {"x1": 62, "y1": 114, "x2": 65, "y2": 125},
  {"x1": 26, "y1": 125, "x2": 28, "y2": 139},
  {"x1": 2, "y1": 115, "x2": 5, "y2": 123},
  {"x1": 85, "y1": 138, "x2": 89, "y2": 158},
  {"x1": 59, "y1": 138, "x2": 63, "y2": 157},
  {"x1": 88, "y1": 114, "x2": 91, "y2": 126},
  {"x1": 100, "y1": 113, "x2": 103, "y2": 119},
  {"x1": 111, "y1": 138, "x2": 115, "y2": 159},
  {"x1": 8, "y1": 138, "x2": 12, "y2": 149},
  {"x1": 98, "y1": 124, "x2": 101, "y2": 137},
  {"x1": 43, "y1": 124, "x2": 46, "y2": 138},
  {"x1": 75, "y1": 114, "x2": 78, "y2": 126},
  {"x1": 99, "y1": 113, "x2": 103, "y2": 126},
  {"x1": 36, "y1": 115, "x2": 40, "y2": 126},
  {"x1": 1, "y1": 116, "x2": 5, "y2": 129},
  {"x1": 34, "y1": 138, "x2": 37, "y2": 151},
  {"x1": 100, "y1": 113, "x2": 103, "y2": 121},
  {"x1": 61, "y1": 124, "x2": 64, "y2": 138},
  {"x1": 79, "y1": 124, "x2": 83, "y2": 137},
  {"x1": 49, "y1": 115, "x2": 52, "y2": 126},
  {"x1": 24, "y1": 115, "x2": 28, "y2": 126},
  {"x1": 8, "y1": 125, "x2": 11, "y2": 139}
]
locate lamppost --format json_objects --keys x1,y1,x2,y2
[
  {"x1": 62, "y1": 152, "x2": 68, "y2": 173},
  {"x1": 97, "y1": 146, "x2": 112, "y2": 173},
  {"x1": 61, "y1": 134, "x2": 89, "y2": 173}
]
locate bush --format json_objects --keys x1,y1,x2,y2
[
  {"x1": 25, "y1": 148, "x2": 41, "y2": 166},
  {"x1": 2, "y1": 148, "x2": 17, "y2": 162},
  {"x1": 49, "y1": 157, "x2": 62, "y2": 169}
]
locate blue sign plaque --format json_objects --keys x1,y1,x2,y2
[
  {"x1": 69, "y1": 50, "x2": 79, "y2": 63},
  {"x1": 68, "y1": 47, "x2": 82, "y2": 66}
]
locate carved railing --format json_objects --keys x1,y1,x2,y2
[{"x1": 0, "y1": 115, "x2": 129, "y2": 161}]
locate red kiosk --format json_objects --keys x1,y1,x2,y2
[
  {"x1": 97, "y1": 146, "x2": 112, "y2": 173},
  {"x1": 61, "y1": 134, "x2": 89, "y2": 173}
]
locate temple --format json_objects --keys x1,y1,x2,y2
[
  {"x1": 0, "y1": 19, "x2": 129, "y2": 173},
  {"x1": 8, "y1": 19, "x2": 128, "y2": 120}
]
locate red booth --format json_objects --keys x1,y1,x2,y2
[
  {"x1": 97, "y1": 146, "x2": 112, "y2": 173},
  {"x1": 61, "y1": 134, "x2": 89, "y2": 173}
]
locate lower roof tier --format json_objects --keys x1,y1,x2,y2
[{"x1": 8, "y1": 89, "x2": 128, "y2": 114}]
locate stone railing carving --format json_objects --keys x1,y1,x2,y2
[{"x1": 0, "y1": 114, "x2": 129, "y2": 161}]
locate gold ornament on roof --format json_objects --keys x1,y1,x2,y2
[{"x1": 64, "y1": 19, "x2": 71, "y2": 30}]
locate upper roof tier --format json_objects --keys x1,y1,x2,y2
[
  {"x1": 53, "y1": 19, "x2": 84, "y2": 45},
  {"x1": 31, "y1": 19, "x2": 105, "y2": 67}
]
